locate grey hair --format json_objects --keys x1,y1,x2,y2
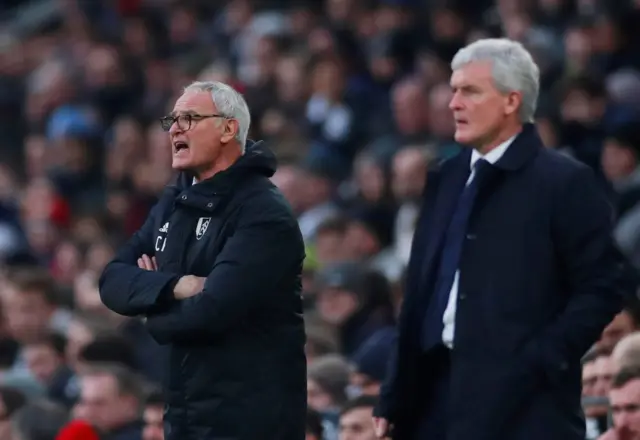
[
  {"x1": 11, "y1": 399, "x2": 69, "y2": 440},
  {"x1": 451, "y1": 38, "x2": 540, "y2": 123},
  {"x1": 183, "y1": 81, "x2": 251, "y2": 153}
]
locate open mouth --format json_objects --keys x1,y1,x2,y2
[{"x1": 173, "y1": 141, "x2": 189, "y2": 153}]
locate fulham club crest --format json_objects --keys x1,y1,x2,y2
[{"x1": 196, "y1": 217, "x2": 211, "y2": 240}]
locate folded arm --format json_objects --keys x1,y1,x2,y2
[
  {"x1": 99, "y1": 203, "x2": 181, "y2": 317},
  {"x1": 145, "y1": 202, "x2": 304, "y2": 345}
]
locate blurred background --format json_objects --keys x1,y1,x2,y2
[{"x1": 1, "y1": 0, "x2": 640, "y2": 439}]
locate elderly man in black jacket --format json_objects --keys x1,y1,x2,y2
[{"x1": 99, "y1": 81, "x2": 307, "y2": 440}]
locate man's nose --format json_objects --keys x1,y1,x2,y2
[
  {"x1": 616, "y1": 412, "x2": 631, "y2": 431},
  {"x1": 594, "y1": 379, "x2": 608, "y2": 396},
  {"x1": 449, "y1": 92, "x2": 462, "y2": 111},
  {"x1": 169, "y1": 121, "x2": 182, "y2": 136}
]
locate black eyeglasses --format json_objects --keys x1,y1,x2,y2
[{"x1": 159, "y1": 113, "x2": 227, "y2": 132}]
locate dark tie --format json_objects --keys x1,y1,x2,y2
[{"x1": 421, "y1": 159, "x2": 490, "y2": 351}]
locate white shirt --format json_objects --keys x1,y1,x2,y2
[{"x1": 442, "y1": 136, "x2": 517, "y2": 348}]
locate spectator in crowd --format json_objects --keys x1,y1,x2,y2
[
  {"x1": 0, "y1": 386, "x2": 27, "y2": 439},
  {"x1": 22, "y1": 332, "x2": 68, "y2": 393},
  {"x1": 583, "y1": 348, "x2": 616, "y2": 436},
  {"x1": 314, "y1": 263, "x2": 395, "y2": 357},
  {"x1": 142, "y1": 388, "x2": 164, "y2": 440},
  {"x1": 613, "y1": 332, "x2": 640, "y2": 371},
  {"x1": 339, "y1": 395, "x2": 378, "y2": 440},
  {"x1": 307, "y1": 354, "x2": 351, "y2": 440},
  {"x1": 76, "y1": 335, "x2": 137, "y2": 373},
  {"x1": 308, "y1": 354, "x2": 351, "y2": 413},
  {"x1": 305, "y1": 323, "x2": 340, "y2": 365},
  {"x1": 599, "y1": 366, "x2": 640, "y2": 440},
  {"x1": 306, "y1": 408, "x2": 324, "y2": 440},
  {"x1": 1, "y1": 268, "x2": 69, "y2": 375},
  {"x1": 11, "y1": 399, "x2": 69, "y2": 440},
  {"x1": 349, "y1": 327, "x2": 396, "y2": 398},
  {"x1": 73, "y1": 364, "x2": 144, "y2": 440}
]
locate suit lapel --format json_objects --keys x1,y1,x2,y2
[{"x1": 417, "y1": 150, "x2": 472, "y2": 292}]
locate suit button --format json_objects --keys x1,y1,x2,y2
[
  {"x1": 466, "y1": 234, "x2": 476, "y2": 240},
  {"x1": 459, "y1": 293, "x2": 467, "y2": 300},
  {"x1": 181, "y1": 195, "x2": 187, "y2": 200},
  {"x1": 207, "y1": 202, "x2": 213, "y2": 207}
]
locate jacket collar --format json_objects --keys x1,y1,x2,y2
[
  {"x1": 492, "y1": 123, "x2": 543, "y2": 171},
  {"x1": 171, "y1": 140, "x2": 276, "y2": 196}
]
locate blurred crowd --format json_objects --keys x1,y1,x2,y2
[{"x1": 1, "y1": 0, "x2": 640, "y2": 439}]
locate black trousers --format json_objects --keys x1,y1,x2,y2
[{"x1": 412, "y1": 345, "x2": 452, "y2": 440}]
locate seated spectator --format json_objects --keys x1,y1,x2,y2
[
  {"x1": 23, "y1": 332, "x2": 67, "y2": 386},
  {"x1": 73, "y1": 364, "x2": 144, "y2": 440},
  {"x1": 349, "y1": 327, "x2": 396, "y2": 397},
  {"x1": 307, "y1": 354, "x2": 350, "y2": 413},
  {"x1": 314, "y1": 263, "x2": 395, "y2": 357},
  {"x1": 583, "y1": 348, "x2": 615, "y2": 436},
  {"x1": 307, "y1": 354, "x2": 350, "y2": 440},
  {"x1": 338, "y1": 395, "x2": 378, "y2": 440},
  {"x1": 142, "y1": 388, "x2": 164, "y2": 440},
  {"x1": 315, "y1": 216, "x2": 353, "y2": 265},
  {"x1": 306, "y1": 408, "x2": 324, "y2": 440},
  {"x1": 0, "y1": 386, "x2": 27, "y2": 439},
  {"x1": 77, "y1": 334, "x2": 137, "y2": 372},
  {"x1": 613, "y1": 332, "x2": 640, "y2": 371},
  {"x1": 602, "y1": 123, "x2": 640, "y2": 218},
  {"x1": 599, "y1": 366, "x2": 640, "y2": 439},
  {"x1": 305, "y1": 324, "x2": 339, "y2": 365},
  {"x1": 11, "y1": 399, "x2": 69, "y2": 440},
  {"x1": 1, "y1": 268, "x2": 70, "y2": 375},
  {"x1": 64, "y1": 311, "x2": 117, "y2": 368},
  {"x1": 22, "y1": 331, "x2": 76, "y2": 408}
]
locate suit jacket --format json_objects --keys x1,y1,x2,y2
[{"x1": 376, "y1": 123, "x2": 635, "y2": 440}]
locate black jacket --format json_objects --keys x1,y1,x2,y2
[{"x1": 99, "y1": 141, "x2": 307, "y2": 440}]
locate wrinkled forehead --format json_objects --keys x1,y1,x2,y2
[
  {"x1": 450, "y1": 60, "x2": 494, "y2": 87},
  {"x1": 611, "y1": 380, "x2": 640, "y2": 404},
  {"x1": 171, "y1": 91, "x2": 216, "y2": 115}
]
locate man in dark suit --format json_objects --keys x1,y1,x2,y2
[{"x1": 373, "y1": 38, "x2": 635, "y2": 440}]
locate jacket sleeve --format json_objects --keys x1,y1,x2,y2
[
  {"x1": 481, "y1": 165, "x2": 638, "y2": 438},
  {"x1": 145, "y1": 199, "x2": 304, "y2": 344},
  {"x1": 99, "y1": 202, "x2": 181, "y2": 317},
  {"x1": 374, "y1": 341, "x2": 399, "y2": 420},
  {"x1": 520, "y1": 165, "x2": 635, "y2": 385}
]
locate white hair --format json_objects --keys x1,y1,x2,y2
[
  {"x1": 451, "y1": 38, "x2": 540, "y2": 123},
  {"x1": 183, "y1": 81, "x2": 251, "y2": 153}
]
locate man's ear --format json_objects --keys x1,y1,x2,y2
[
  {"x1": 221, "y1": 119, "x2": 239, "y2": 144},
  {"x1": 504, "y1": 91, "x2": 522, "y2": 118}
]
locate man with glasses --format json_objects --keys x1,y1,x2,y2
[{"x1": 99, "y1": 81, "x2": 307, "y2": 440}]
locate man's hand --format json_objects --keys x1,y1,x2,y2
[
  {"x1": 137, "y1": 256, "x2": 204, "y2": 300},
  {"x1": 173, "y1": 275, "x2": 206, "y2": 300},
  {"x1": 138, "y1": 254, "x2": 158, "y2": 271},
  {"x1": 373, "y1": 417, "x2": 392, "y2": 439}
]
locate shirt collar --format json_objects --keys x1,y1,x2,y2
[{"x1": 470, "y1": 134, "x2": 517, "y2": 170}]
